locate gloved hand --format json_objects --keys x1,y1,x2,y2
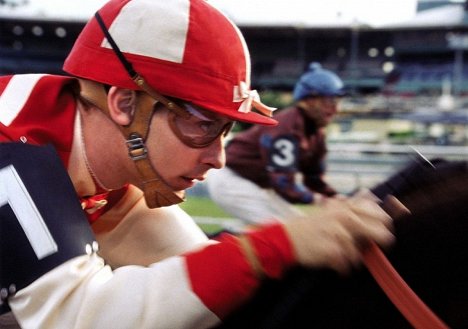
[
  {"x1": 269, "y1": 171, "x2": 314, "y2": 204},
  {"x1": 283, "y1": 195, "x2": 396, "y2": 274}
]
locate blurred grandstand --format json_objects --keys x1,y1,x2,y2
[
  {"x1": 1, "y1": 0, "x2": 466, "y2": 194},
  {"x1": 2, "y1": 1, "x2": 468, "y2": 103}
]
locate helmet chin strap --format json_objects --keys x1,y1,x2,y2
[{"x1": 78, "y1": 79, "x2": 184, "y2": 208}]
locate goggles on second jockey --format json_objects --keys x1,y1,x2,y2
[{"x1": 163, "y1": 99, "x2": 235, "y2": 148}]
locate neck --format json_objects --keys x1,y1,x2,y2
[
  {"x1": 78, "y1": 100, "x2": 135, "y2": 191},
  {"x1": 77, "y1": 110, "x2": 112, "y2": 193}
]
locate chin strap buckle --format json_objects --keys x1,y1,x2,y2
[{"x1": 126, "y1": 133, "x2": 147, "y2": 161}]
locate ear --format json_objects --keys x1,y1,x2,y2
[{"x1": 107, "y1": 87, "x2": 137, "y2": 126}]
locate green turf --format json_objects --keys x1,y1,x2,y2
[
  {"x1": 180, "y1": 195, "x2": 317, "y2": 234},
  {"x1": 180, "y1": 195, "x2": 232, "y2": 218},
  {"x1": 180, "y1": 195, "x2": 234, "y2": 234}
]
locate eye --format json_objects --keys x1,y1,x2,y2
[{"x1": 198, "y1": 120, "x2": 216, "y2": 133}]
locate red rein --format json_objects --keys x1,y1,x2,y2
[{"x1": 363, "y1": 242, "x2": 450, "y2": 329}]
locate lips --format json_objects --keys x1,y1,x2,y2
[
  {"x1": 179, "y1": 176, "x2": 194, "y2": 187},
  {"x1": 178, "y1": 175, "x2": 205, "y2": 190},
  {"x1": 193, "y1": 176, "x2": 206, "y2": 182}
]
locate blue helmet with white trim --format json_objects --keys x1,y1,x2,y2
[{"x1": 293, "y1": 62, "x2": 345, "y2": 101}]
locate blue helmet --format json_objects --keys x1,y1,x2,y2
[{"x1": 293, "y1": 62, "x2": 345, "y2": 101}]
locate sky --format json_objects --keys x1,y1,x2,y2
[
  {"x1": 0, "y1": 0, "x2": 418, "y2": 27},
  {"x1": 208, "y1": 0, "x2": 418, "y2": 27}
]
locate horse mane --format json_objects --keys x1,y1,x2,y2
[{"x1": 217, "y1": 158, "x2": 468, "y2": 329}]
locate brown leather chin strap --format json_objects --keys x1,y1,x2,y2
[{"x1": 78, "y1": 79, "x2": 184, "y2": 208}]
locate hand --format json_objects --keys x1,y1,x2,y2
[
  {"x1": 352, "y1": 188, "x2": 411, "y2": 219},
  {"x1": 283, "y1": 196, "x2": 395, "y2": 274}
]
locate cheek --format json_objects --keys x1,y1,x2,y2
[
  {"x1": 146, "y1": 121, "x2": 197, "y2": 177},
  {"x1": 306, "y1": 107, "x2": 321, "y2": 121}
]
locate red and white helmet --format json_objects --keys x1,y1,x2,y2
[{"x1": 63, "y1": 0, "x2": 276, "y2": 126}]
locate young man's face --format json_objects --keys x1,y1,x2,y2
[{"x1": 145, "y1": 104, "x2": 233, "y2": 197}]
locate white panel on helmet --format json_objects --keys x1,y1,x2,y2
[{"x1": 103, "y1": 0, "x2": 190, "y2": 63}]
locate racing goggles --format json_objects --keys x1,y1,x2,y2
[{"x1": 164, "y1": 99, "x2": 235, "y2": 148}]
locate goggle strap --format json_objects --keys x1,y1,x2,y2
[
  {"x1": 95, "y1": 12, "x2": 137, "y2": 79},
  {"x1": 133, "y1": 76, "x2": 191, "y2": 119}
]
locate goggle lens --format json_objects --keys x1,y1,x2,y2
[{"x1": 167, "y1": 101, "x2": 234, "y2": 148}]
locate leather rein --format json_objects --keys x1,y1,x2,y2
[
  {"x1": 363, "y1": 242, "x2": 449, "y2": 329},
  {"x1": 358, "y1": 163, "x2": 468, "y2": 329}
]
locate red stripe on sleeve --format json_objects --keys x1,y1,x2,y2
[
  {"x1": 246, "y1": 223, "x2": 296, "y2": 279},
  {"x1": 185, "y1": 223, "x2": 296, "y2": 318}
]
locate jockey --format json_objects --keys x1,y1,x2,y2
[
  {"x1": 206, "y1": 63, "x2": 345, "y2": 224},
  {"x1": 0, "y1": 0, "x2": 396, "y2": 328}
]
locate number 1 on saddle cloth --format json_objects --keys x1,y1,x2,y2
[{"x1": 0, "y1": 143, "x2": 96, "y2": 314}]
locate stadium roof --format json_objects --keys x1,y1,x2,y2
[{"x1": 380, "y1": 2, "x2": 468, "y2": 28}]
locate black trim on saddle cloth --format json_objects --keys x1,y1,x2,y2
[{"x1": 0, "y1": 143, "x2": 96, "y2": 314}]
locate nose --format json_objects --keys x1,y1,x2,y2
[{"x1": 201, "y1": 136, "x2": 225, "y2": 169}]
